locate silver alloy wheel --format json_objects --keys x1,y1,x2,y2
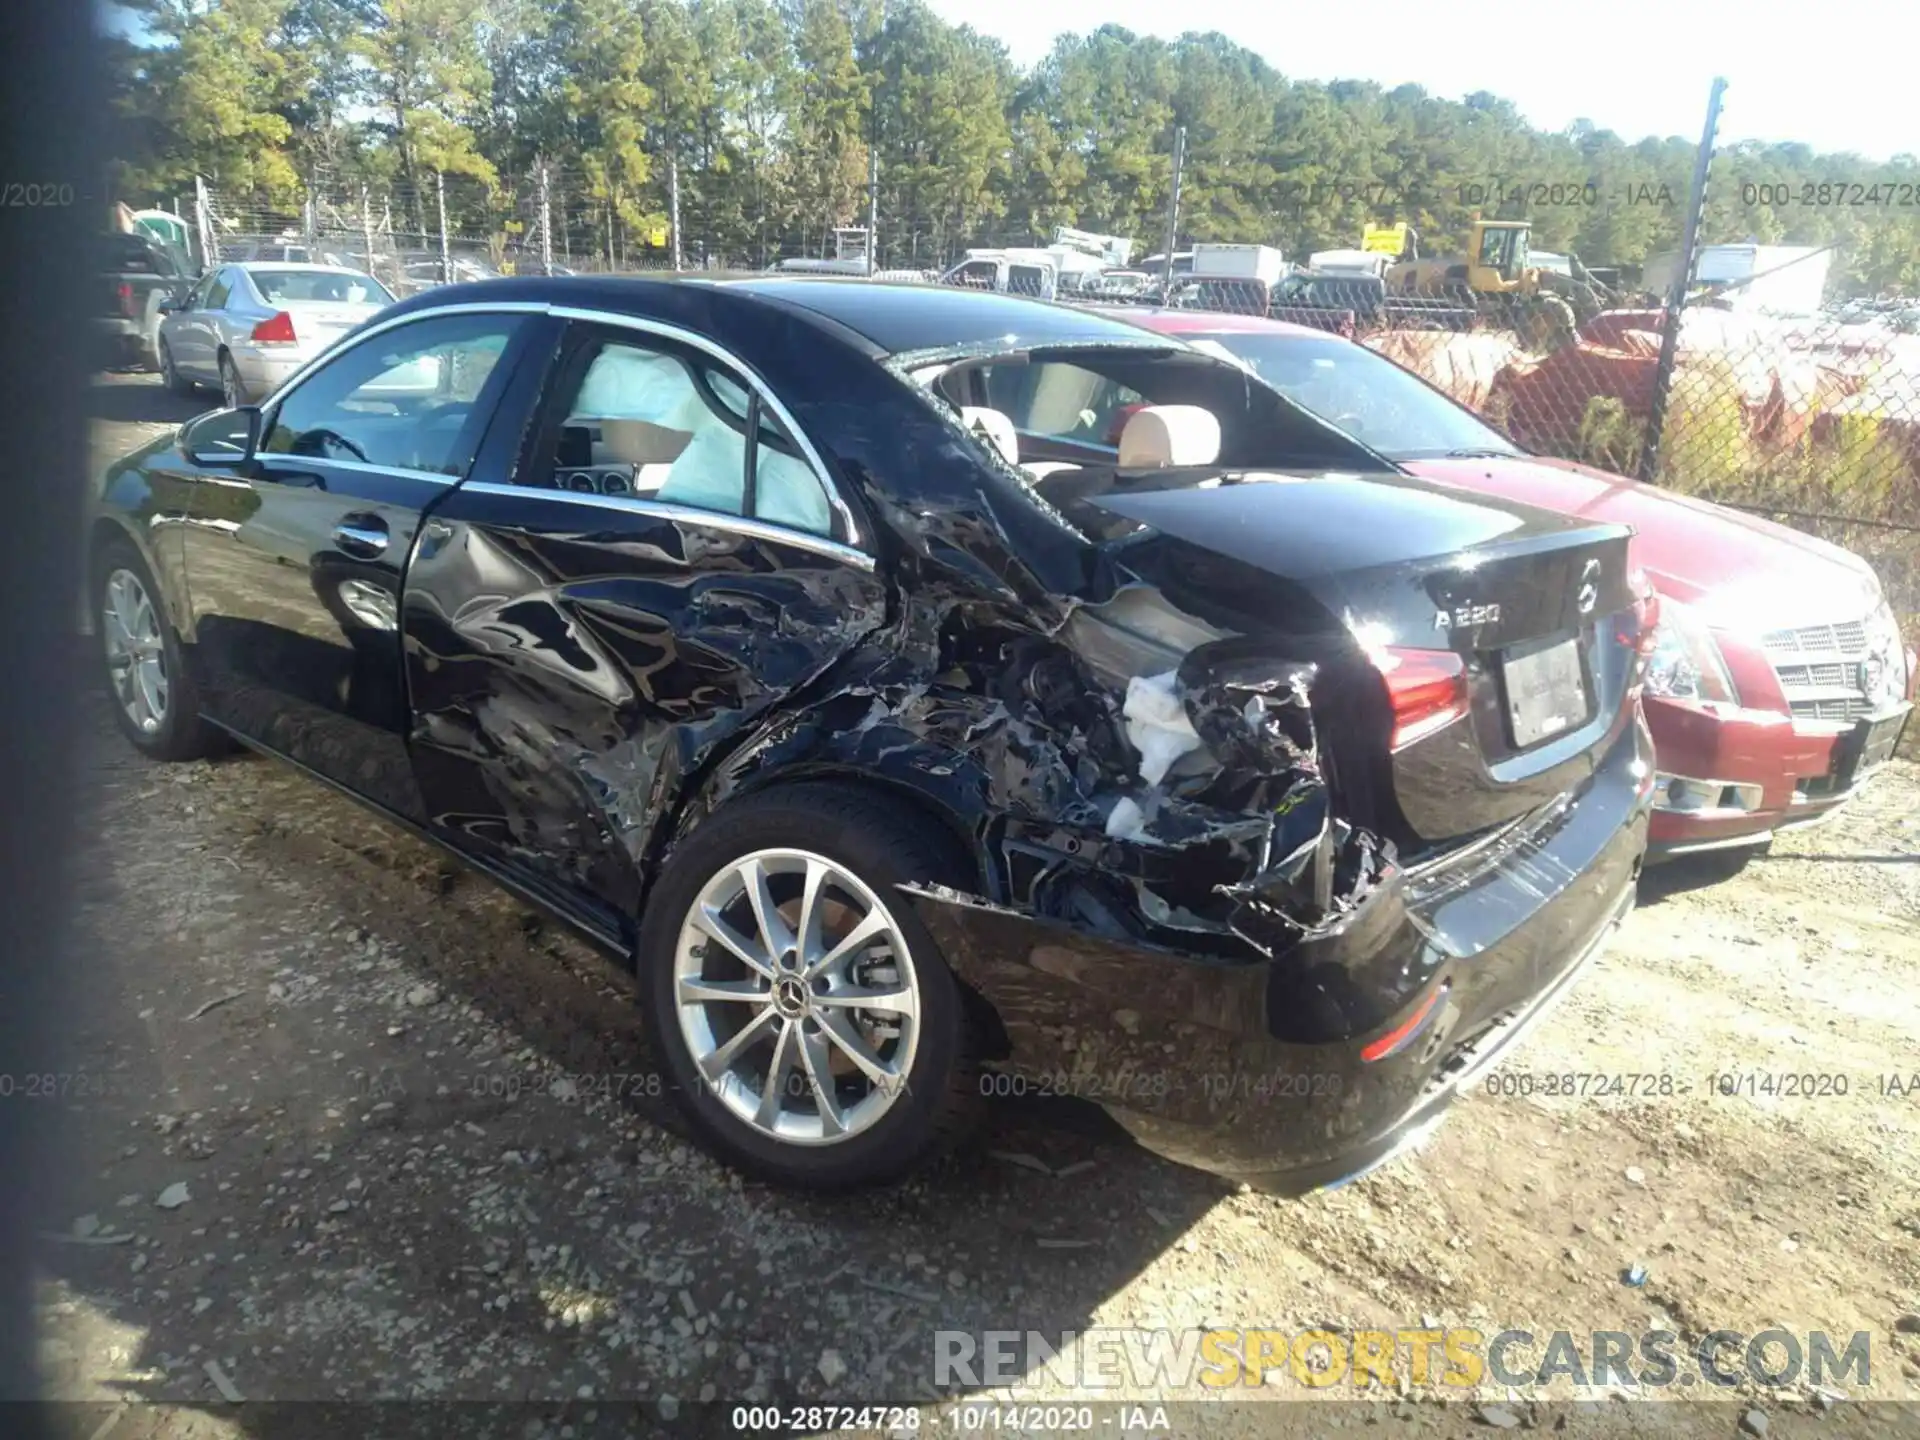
[
  {"x1": 220, "y1": 355, "x2": 244, "y2": 408},
  {"x1": 103, "y1": 567, "x2": 168, "y2": 734},
  {"x1": 673, "y1": 848, "x2": 922, "y2": 1146}
]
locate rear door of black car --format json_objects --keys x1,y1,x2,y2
[
  {"x1": 181, "y1": 306, "x2": 558, "y2": 822},
  {"x1": 399, "y1": 314, "x2": 888, "y2": 947}
]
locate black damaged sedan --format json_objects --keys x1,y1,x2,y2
[{"x1": 92, "y1": 277, "x2": 1655, "y2": 1192}]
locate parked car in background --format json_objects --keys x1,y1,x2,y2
[
  {"x1": 222, "y1": 238, "x2": 356, "y2": 268},
  {"x1": 158, "y1": 262, "x2": 395, "y2": 406},
  {"x1": 99, "y1": 231, "x2": 196, "y2": 370},
  {"x1": 1268, "y1": 272, "x2": 1476, "y2": 338},
  {"x1": 92, "y1": 277, "x2": 1652, "y2": 1193},
  {"x1": 394, "y1": 253, "x2": 502, "y2": 294},
  {"x1": 1120, "y1": 308, "x2": 1916, "y2": 860}
]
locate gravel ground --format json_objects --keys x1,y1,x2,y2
[{"x1": 31, "y1": 377, "x2": 1920, "y2": 1437}]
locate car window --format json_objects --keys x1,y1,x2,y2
[
  {"x1": 260, "y1": 313, "x2": 521, "y2": 476},
  {"x1": 976, "y1": 361, "x2": 1143, "y2": 449},
  {"x1": 249, "y1": 269, "x2": 392, "y2": 305},
  {"x1": 540, "y1": 336, "x2": 835, "y2": 537},
  {"x1": 206, "y1": 272, "x2": 234, "y2": 310},
  {"x1": 1196, "y1": 330, "x2": 1518, "y2": 462}
]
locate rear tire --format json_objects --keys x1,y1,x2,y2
[
  {"x1": 219, "y1": 351, "x2": 247, "y2": 408},
  {"x1": 95, "y1": 538, "x2": 224, "y2": 762},
  {"x1": 159, "y1": 340, "x2": 192, "y2": 397},
  {"x1": 638, "y1": 785, "x2": 983, "y2": 1190}
]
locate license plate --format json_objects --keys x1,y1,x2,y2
[
  {"x1": 1834, "y1": 704, "x2": 1910, "y2": 790},
  {"x1": 1503, "y1": 638, "x2": 1591, "y2": 748}
]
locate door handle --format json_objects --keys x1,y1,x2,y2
[{"x1": 333, "y1": 515, "x2": 389, "y2": 558}]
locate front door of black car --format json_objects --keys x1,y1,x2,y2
[
  {"x1": 181, "y1": 310, "x2": 540, "y2": 822},
  {"x1": 399, "y1": 318, "x2": 888, "y2": 943}
]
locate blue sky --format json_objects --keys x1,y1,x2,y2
[{"x1": 927, "y1": 0, "x2": 1914, "y2": 160}]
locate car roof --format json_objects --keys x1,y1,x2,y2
[
  {"x1": 374, "y1": 274, "x2": 1182, "y2": 358},
  {"x1": 233, "y1": 261, "x2": 372, "y2": 275},
  {"x1": 717, "y1": 277, "x2": 1168, "y2": 355},
  {"x1": 1114, "y1": 307, "x2": 1331, "y2": 340}
]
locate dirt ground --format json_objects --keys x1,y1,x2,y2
[{"x1": 29, "y1": 377, "x2": 1920, "y2": 1437}]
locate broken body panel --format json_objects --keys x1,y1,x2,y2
[{"x1": 100, "y1": 276, "x2": 1653, "y2": 1184}]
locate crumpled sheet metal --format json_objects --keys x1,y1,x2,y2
[{"x1": 691, "y1": 608, "x2": 1397, "y2": 961}]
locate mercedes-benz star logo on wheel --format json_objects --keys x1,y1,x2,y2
[{"x1": 1576, "y1": 558, "x2": 1602, "y2": 615}]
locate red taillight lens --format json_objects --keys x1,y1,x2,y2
[
  {"x1": 118, "y1": 281, "x2": 136, "y2": 318},
  {"x1": 1361, "y1": 982, "x2": 1447, "y2": 1063},
  {"x1": 1375, "y1": 647, "x2": 1470, "y2": 751},
  {"x1": 1615, "y1": 576, "x2": 1662, "y2": 659},
  {"x1": 250, "y1": 310, "x2": 297, "y2": 344}
]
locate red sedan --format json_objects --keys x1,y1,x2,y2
[{"x1": 1118, "y1": 309, "x2": 1914, "y2": 860}]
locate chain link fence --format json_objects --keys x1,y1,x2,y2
[
  {"x1": 164, "y1": 177, "x2": 1920, "y2": 636},
  {"x1": 1031, "y1": 271, "x2": 1920, "y2": 640}
]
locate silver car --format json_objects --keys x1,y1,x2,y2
[{"x1": 157, "y1": 262, "x2": 396, "y2": 406}]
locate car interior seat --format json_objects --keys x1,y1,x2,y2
[{"x1": 1030, "y1": 403, "x2": 1222, "y2": 515}]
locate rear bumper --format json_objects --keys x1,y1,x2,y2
[
  {"x1": 96, "y1": 316, "x2": 148, "y2": 363},
  {"x1": 1643, "y1": 693, "x2": 1909, "y2": 858},
  {"x1": 907, "y1": 712, "x2": 1653, "y2": 1190},
  {"x1": 226, "y1": 344, "x2": 311, "y2": 397}
]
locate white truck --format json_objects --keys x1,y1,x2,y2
[
  {"x1": 1189, "y1": 243, "x2": 1287, "y2": 285},
  {"x1": 1306, "y1": 247, "x2": 1390, "y2": 279},
  {"x1": 941, "y1": 231, "x2": 1127, "y2": 299},
  {"x1": 1640, "y1": 243, "x2": 1832, "y2": 317}
]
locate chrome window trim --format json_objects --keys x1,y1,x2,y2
[
  {"x1": 254, "y1": 298, "x2": 865, "y2": 553},
  {"x1": 546, "y1": 303, "x2": 863, "y2": 548},
  {"x1": 254, "y1": 453, "x2": 458, "y2": 487},
  {"x1": 460, "y1": 480, "x2": 876, "y2": 573},
  {"x1": 254, "y1": 300, "x2": 553, "y2": 405}
]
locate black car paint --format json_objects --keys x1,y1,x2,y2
[{"x1": 93, "y1": 276, "x2": 1652, "y2": 1184}]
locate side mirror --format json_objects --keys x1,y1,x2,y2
[
  {"x1": 157, "y1": 294, "x2": 181, "y2": 315},
  {"x1": 182, "y1": 406, "x2": 262, "y2": 467}
]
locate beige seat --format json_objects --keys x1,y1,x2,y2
[
  {"x1": 1029, "y1": 404, "x2": 1224, "y2": 526},
  {"x1": 1116, "y1": 404, "x2": 1222, "y2": 469}
]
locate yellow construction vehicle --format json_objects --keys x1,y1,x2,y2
[
  {"x1": 1381, "y1": 219, "x2": 1607, "y2": 349},
  {"x1": 1386, "y1": 218, "x2": 1534, "y2": 296}
]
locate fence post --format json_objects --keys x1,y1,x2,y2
[
  {"x1": 1160, "y1": 126, "x2": 1186, "y2": 304},
  {"x1": 867, "y1": 142, "x2": 879, "y2": 276},
  {"x1": 361, "y1": 185, "x2": 375, "y2": 279},
  {"x1": 537, "y1": 160, "x2": 553, "y2": 276},
  {"x1": 193, "y1": 174, "x2": 213, "y2": 270},
  {"x1": 436, "y1": 170, "x2": 451, "y2": 284},
  {"x1": 669, "y1": 153, "x2": 683, "y2": 271},
  {"x1": 1639, "y1": 77, "x2": 1727, "y2": 482}
]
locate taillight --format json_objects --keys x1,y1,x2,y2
[
  {"x1": 250, "y1": 310, "x2": 297, "y2": 344},
  {"x1": 1376, "y1": 647, "x2": 1470, "y2": 751},
  {"x1": 1615, "y1": 573, "x2": 1662, "y2": 659},
  {"x1": 118, "y1": 281, "x2": 136, "y2": 318},
  {"x1": 1361, "y1": 982, "x2": 1448, "y2": 1063}
]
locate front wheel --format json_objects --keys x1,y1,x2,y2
[
  {"x1": 638, "y1": 786, "x2": 983, "y2": 1190},
  {"x1": 96, "y1": 539, "x2": 223, "y2": 762}
]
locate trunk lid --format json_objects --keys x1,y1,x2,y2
[
  {"x1": 278, "y1": 300, "x2": 385, "y2": 344},
  {"x1": 1089, "y1": 471, "x2": 1640, "y2": 846}
]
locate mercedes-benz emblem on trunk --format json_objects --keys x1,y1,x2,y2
[{"x1": 1576, "y1": 559, "x2": 1601, "y2": 615}]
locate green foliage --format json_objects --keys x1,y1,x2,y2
[
  {"x1": 1574, "y1": 395, "x2": 1642, "y2": 475},
  {"x1": 1656, "y1": 359, "x2": 1757, "y2": 498},
  {"x1": 108, "y1": 4, "x2": 1920, "y2": 294}
]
